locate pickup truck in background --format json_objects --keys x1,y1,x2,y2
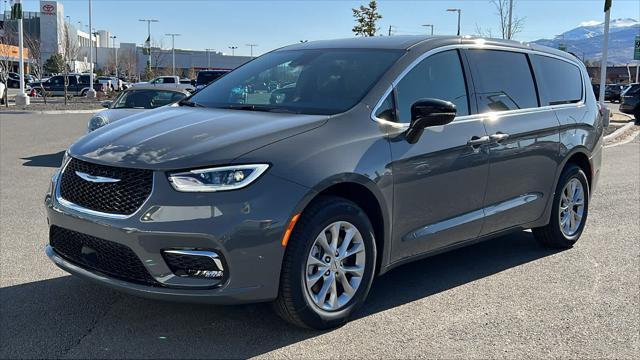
[
  {"x1": 30, "y1": 74, "x2": 108, "y2": 97},
  {"x1": 132, "y1": 76, "x2": 195, "y2": 92}
]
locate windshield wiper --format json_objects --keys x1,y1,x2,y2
[
  {"x1": 223, "y1": 104, "x2": 298, "y2": 114},
  {"x1": 179, "y1": 99, "x2": 205, "y2": 107}
]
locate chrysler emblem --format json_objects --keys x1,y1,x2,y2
[{"x1": 75, "y1": 171, "x2": 121, "y2": 183}]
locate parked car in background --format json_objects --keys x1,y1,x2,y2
[
  {"x1": 620, "y1": 83, "x2": 640, "y2": 121},
  {"x1": 31, "y1": 74, "x2": 107, "y2": 97},
  {"x1": 7, "y1": 72, "x2": 33, "y2": 88},
  {"x1": 87, "y1": 86, "x2": 189, "y2": 131},
  {"x1": 46, "y1": 36, "x2": 602, "y2": 330},
  {"x1": 132, "y1": 75, "x2": 195, "y2": 92},
  {"x1": 195, "y1": 70, "x2": 230, "y2": 91},
  {"x1": 605, "y1": 84, "x2": 625, "y2": 102}
]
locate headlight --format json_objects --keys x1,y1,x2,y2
[
  {"x1": 167, "y1": 164, "x2": 269, "y2": 192},
  {"x1": 87, "y1": 115, "x2": 109, "y2": 132}
]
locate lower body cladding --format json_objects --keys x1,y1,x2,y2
[{"x1": 44, "y1": 169, "x2": 310, "y2": 304}]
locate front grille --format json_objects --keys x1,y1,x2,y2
[
  {"x1": 59, "y1": 158, "x2": 153, "y2": 215},
  {"x1": 50, "y1": 226, "x2": 158, "y2": 286}
]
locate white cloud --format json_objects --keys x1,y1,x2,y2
[{"x1": 579, "y1": 20, "x2": 601, "y2": 27}]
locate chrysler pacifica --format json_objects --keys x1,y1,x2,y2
[{"x1": 45, "y1": 36, "x2": 603, "y2": 329}]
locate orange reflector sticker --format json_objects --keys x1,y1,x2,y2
[{"x1": 281, "y1": 213, "x2": 301, "y2": 247}]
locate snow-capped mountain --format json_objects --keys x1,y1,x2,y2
[{"x1": 534, "y1": 18, "x2": 639, "y2": 64}]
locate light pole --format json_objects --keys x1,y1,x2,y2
[
  {"x1": 246, "y1": 44, "x2": 258, "y2": 57},
  {"x1": 139, "y1": 19, "x2": 158, "y2": 72},
  {"x1": 110, "y1": 35, "x2": 118, "y2": 78},
  {"x1": 86, "y1": 0, "x2": 96, "y2": 98},
  {"x1": 205, "y1": 48, "x2": 214, "y2": 69},
  {"x1": 228, "y1": 46, "x2": 238, "y2": 56},
  {"x1": 447, "y1": 8, "x2": 462, "y2": 36},
  {"x1": 14, "y1": 0, "x2": 29, "y2": 105},
  {"x1": 166, "y1": 33, "x2": 181, "y2": 76},
  {"x1": 422, "y1": 24, "x2": 434, "y2": 36}
]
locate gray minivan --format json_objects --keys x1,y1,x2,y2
[{"x1": 45, "y1": 36, "x2": 603, "y2": 329}]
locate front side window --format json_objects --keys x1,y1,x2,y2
[
  {"x1": 189, "y1": 49, "x2": 403, "y2": 115},
  {"x1": 395, "y1": 50, "x2": 469, "y2": 123},
  {"x1": 466, "y1": 50, "x2": 538, "y2": 112},
  {"x1": 531, "y1": 55, "x2": 582, "y2": 105}
]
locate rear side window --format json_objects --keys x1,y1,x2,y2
[
  {"x1": 466, "y1": 50, "x2": 538, "y2": 112},
  {"x1": 395, "y1": 50, "x2": 469, "y2": 122},
  {"x1": 531, "y1": 55, "x2": 582, "y2": 105}
]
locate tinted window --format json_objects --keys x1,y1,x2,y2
[
  {"x1": 113, "y1": 90, "x2": 187, "y2": 109},
  {"x1": 395, "y1": 50, "x2": 469, "y2": 122},
  {"x1": 196, "y1": 71, "x2": 229, "y2": 86},
  {"x1": 531, "y1": 55, "x2": 582, "y2": 105},
  {"x1": 466, "y1": 50, "x2": 538, "y2": 112},
  {"x1": 162, "y1": 77, "x2": 176, "y2": 84},
  {"x1": 190, "y1": 49, "x2": 402, "y2": 115}
]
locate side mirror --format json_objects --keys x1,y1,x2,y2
[
  {"x1": 101, "y1": 101, "x2": 112, "y2": 108},
  {"x1": 405, "y1": 98, "x2": 456, "y2": 144}
]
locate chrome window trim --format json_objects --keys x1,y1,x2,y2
[
  {"x1": 370, "y1": 42, "x2": 587, "y2": 126},
  {"x1": 54, "y1": 157, "x2": 155, "y2": 220}
]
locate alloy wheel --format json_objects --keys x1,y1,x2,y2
[
  {"x1": 559, "y1": 178, "x2": 585, "y2": 237},
  {"x1": 304, "y1": 221, "x2": 366, "y2": 312}
]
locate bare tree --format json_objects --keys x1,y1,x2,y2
[
  {"x1": 60, "y1": 22, "x2": 79, "y2": 104},
  {"x1": 0, "y1": 29, "x2": 17, "y2": 106},
  {"x1": 492, "y1": 0, "x2": 524, "y2": 39},
  {"x1": 23, "y1": 33, "x2": 48, "y2": 103},
  {"x1": 476, "y1": 0, "x2": 525, "y2": 39},
  {"x1": 150, "y1": 39, "x2": 168, "y2": 75},
  {"x1": 118, "y1": 48, "x2": 137, "y2": 80},
  {"x1": 474, "y1": 23, "x2": 494, "y2": 38}
]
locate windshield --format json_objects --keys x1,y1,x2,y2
[
  {"x1": 188, "y1": 49, "x2": 403, "y2": 115},
  {"x1": 112, "y1": 89, "x2": 187, "y2": 109}
]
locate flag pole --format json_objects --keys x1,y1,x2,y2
[{"x1": 597, "y1": 0, "x2": 611, "y2": 126}]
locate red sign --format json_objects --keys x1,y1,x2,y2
[{"x1": 41, "y1": 3, "x2": 55, "y2": 16}]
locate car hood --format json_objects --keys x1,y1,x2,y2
[
  {"x1": 97, "y1": 108, "x2": 145, "y2": 124},
  {"x1": 70, "y1": 106, "x2": 328, "y2": 170}
]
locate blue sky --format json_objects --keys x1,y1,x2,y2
[{"x1": 14, "y1": 0, "x2": 640, "y2": 56}]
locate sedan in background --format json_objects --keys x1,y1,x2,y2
[{"x1": 87, "y1": 86, "x2": 189, "y2": 132}]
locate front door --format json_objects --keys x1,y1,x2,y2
[{"x1": 386, "y1": 50, "x2": 490, "y2": 262}]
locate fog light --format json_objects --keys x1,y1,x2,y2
[{"x1": 162, "y1": 250, "x2": 225, "y2": 279}]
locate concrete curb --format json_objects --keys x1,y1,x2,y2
[
  {"x1": 604, "y1": 121, "x2": 636, "y2": 141},
  {"x1": 0, "y1": 109, "x2": 101, "y2": 115}
]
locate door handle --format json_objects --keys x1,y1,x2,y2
[
  {"x1": 467, "y1": 135, "x2": 491, "y2": 146},
  {"x1": 490, "y1": 132, "x2": 510, "y2": 142}
]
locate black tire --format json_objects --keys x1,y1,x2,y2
[
  {"x1": 533, "y1": 164, "x2": 589, "y2": 248},
  {"x1": 81, "y1": 89, "x2": 88, "y2": 97},
  {"x1": 634, "y1": 108, "x2": 639, "y2": 123},
  {"x1": 274, "y1": 196, "x2": 377, "y2": 329}
]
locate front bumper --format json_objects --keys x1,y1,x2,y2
[{"x1": 44, "y1": 169, "x2": 311, "y2": 304}]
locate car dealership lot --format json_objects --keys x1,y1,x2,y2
[{"x1": 1, "y1": 113, "x2": 638, "y2": 359}]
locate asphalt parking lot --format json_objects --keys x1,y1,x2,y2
[{"x1": 1, "y1": 113, "x2": 638, "y2": 359}]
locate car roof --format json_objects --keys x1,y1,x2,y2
[
  {"x1": 124, "y1": 86, "x2": 189, "y2": 94},
  {"x1": 278, "y1": 35, "x2": 578, "y2": 62}
]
